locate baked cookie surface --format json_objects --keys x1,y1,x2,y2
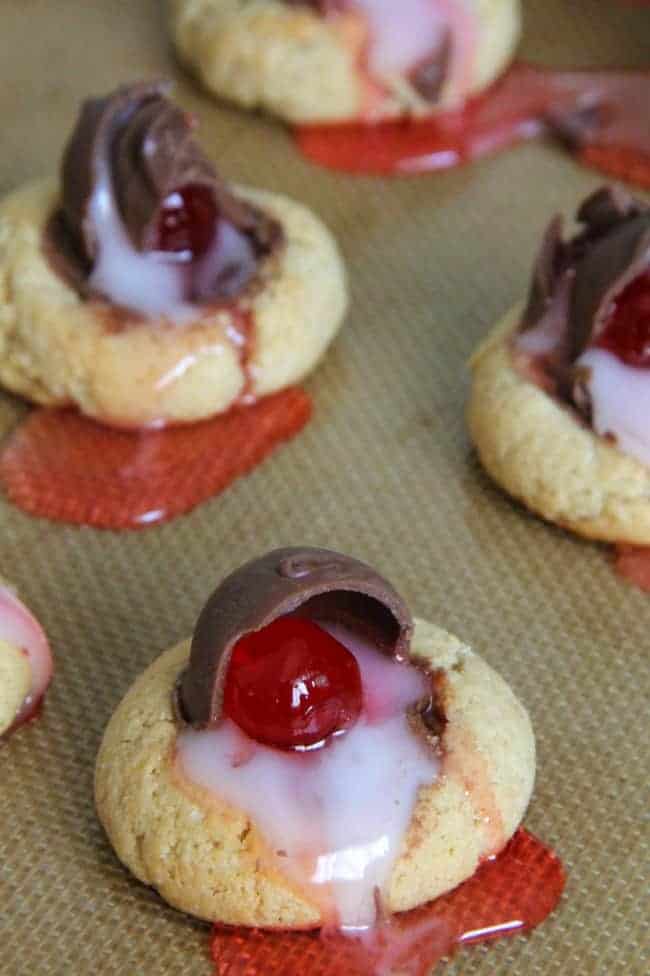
[
  {"x1": 95, "y1": 618, "x2": 534, "y2": 926},
  {"x1": 468, "y1": 187, "x2": 650, "y2": 544},
  {"x1": 168, "y1": 0, "x2": 521, "y2": 123},
  {"x1": 468, "y1": 309, "x2": 650, "y2": 543},
  {"x1": 0, "y1": 179, "x2": 346, "y2": 428},
  {"x1": 0, "y1": 639, "x2": 31, "y2": 736}
]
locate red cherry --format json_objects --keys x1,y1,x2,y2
[
  {"x1": 155, "y1": 183, "x2": 217, "y2": 257},
  {"x1": 596, "y1": 270, "x2": 650, "y2": 367},
  {"x1": 223, "y1": 617, "x2": 363, "y2": 751}
]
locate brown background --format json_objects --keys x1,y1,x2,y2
[{"x1": 1, "y1": 1, "x2": 648, "y2": 974}]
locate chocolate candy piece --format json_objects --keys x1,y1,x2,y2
[
  {"x1": 570, "y1": 188, "x2": 650, "y2": 358},
  {"x1": 56, "y1": 81, "x2": 281, "y2": 293},
  {"x1": 409, "y1": 30, "x2": 452, "y2": 103},
  {"x1": 520, "y1": 186, "x2": 650, "y2": 360},
  {"x1": 177, "y1": 547, "x2": 414, "y2": 729}
]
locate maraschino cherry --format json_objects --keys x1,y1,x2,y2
[
  {"x1": 155, "y1": 183, "x2": 218, "y2": 257},
  {"x1": 596, "y1": 270, "x2": 650, "y2": 367},
  {"x1": 224, "y1": 617, "x2": 363, "y2": 750}
]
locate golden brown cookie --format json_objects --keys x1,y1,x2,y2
[
  {"x1": 468, "y1": 186, "x2": 650, "y2": 544},
  {"x1": 468, "y1": 309, "x2": 650, "y2": 543},
  {"x1": 0, "y1": 639, "x2": 31, "y2": 736},
  {"x1": 168, "y1": 0, "x2": 521, "y2": 123},
  {"x1": 96, "y1": 618, "x2": 534, "y2": 926},
  {"x1": 0, "y1": 179, "x2": 346, "y2": 428}
]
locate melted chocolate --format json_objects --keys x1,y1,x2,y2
[
  {"x1": 49, "y1": 81, "x2": 282, "y2": 303},
  {"x1": 177, "y1": 548, "x2": 415, "y2": 729},
  {"x1": 409, "y1": 29, "x2": 453, "y2": 103},
  {"x1": 518, "y1": 186, "x2": 650, "y2": 395}
]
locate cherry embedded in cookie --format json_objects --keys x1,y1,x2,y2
[
  {"x1": 224, "y1": 617, "x2": 363, "y2": 750},
  {"x1": 155, "y1": 184, "x2": 218, "y2": 258},
  {"x1": 596, "y1": 270, "x2": 650, "y2": 367}
]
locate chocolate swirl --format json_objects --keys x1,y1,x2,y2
[
  {"x1": 519, "y1": 185, "x2": 650, "y2": 377},
  {"x1": 53, "y1": 81, "x2": 281, "y2": 300},
  {"x1": 177, "y1": 547, "x2": 414, "y2": 729}
]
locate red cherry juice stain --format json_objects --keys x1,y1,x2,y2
[
  {"x1": 613, "y1": 544, "x2": 650, "y2": 592},
  {"x1": 294, "y1": 62, "x2": 650, "y2": 186},
  {"x1": 0, "y1": 388, "x2": 311, "y2": 530},
  {"x1": 210, "y1": 828, "x2": 565, "y2": 976}
]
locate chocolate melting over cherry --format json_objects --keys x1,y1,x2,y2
[
  {"x1": 518, "y1": 185, "x2": 650, "y2": 408},
  {"x1": 49, "y1": 80, "x2": 281, "y2": 301},
  {"x1": 177, "y1": 547, "x2": 443, "y2": 741}
]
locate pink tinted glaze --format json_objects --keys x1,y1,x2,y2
[
  {"x1": 343, "y1": 0, "x2": 479, "y2": 119},
  {"x1": 0, "y1": 583, "x2": 53, "y2": 729}
]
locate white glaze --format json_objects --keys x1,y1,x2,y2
[
  {"x1": 176, "y1": 622, "x2": 438, "y2": 930},
  {"x1": 0, "y1": 584, "x2": 53, "y2": 724},
  {"x1": 88, "y1": 163, "x2": 255, "y2": 322},
  {"x1": 352, "y1": 0, "x2": 478, "y2": 100},
  {"x1": 515, "y1": 315, "x2": 566, "y2": 357},
  {"x1": 577, "y1": 347, "x2": 650, "y2": 467}
]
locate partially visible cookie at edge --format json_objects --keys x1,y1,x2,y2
[{"x1": 167, "y1": 0, "x2": 522, "y2": 123}]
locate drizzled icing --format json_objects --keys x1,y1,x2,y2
[
  {"x1": 176, "y1": 621, "x2": 436, "y2": 929},
  {"x1": 51, "y1": 81, "x2": 281, "y2": 321},
  {"x1": 286, "y1": 0, "x2": 477, "y2": 108},
  {"x1": 353, "y1": 0, "x2": 477, "y2": 101},
  {"x1": 86, "y1": 159, "x2": 257, "y2": 323}
]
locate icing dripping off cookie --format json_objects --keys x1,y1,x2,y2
[
  {"x1": 210, "y1": 828, "x2": 565, "y2": 975},
  {"x1": 177, "y1": 621, "x2": 435, "y2": 929},
  {"x1": 0, "y1": 388, "x2": 311, "y2": 530},
  {"x1": 294, "y1": 62, "x2": 650, "y2": 185}
]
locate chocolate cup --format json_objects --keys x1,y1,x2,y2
[{"x1": 176, "y1": 547, "x2": 414, "y2": 730}]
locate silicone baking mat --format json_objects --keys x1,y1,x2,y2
[{"x1": 1, "y1": 1, "x2": 648, "y2": 974}]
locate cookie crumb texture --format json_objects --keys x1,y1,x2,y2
[
  {"x1": 468, "y1": 308, "x2": 650, "y2": 543},
  {"x1": 167, "y1": 0, "x2": 521, "y2": 123},
  {"x1": 95, "y1": 619, "x2": 534, "y2": 926},
  {"x1": 0, "y1": 181, "x2": 346, "y2": 427},
  {"x1": 0, "y1": 639, "x2": 31, "y2": 736}
]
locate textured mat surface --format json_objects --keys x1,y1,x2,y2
[{"x1": 0, "y1": 1, "x2": 648, "y2": 974}]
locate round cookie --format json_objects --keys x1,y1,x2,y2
[
  {"x1": 0, "y1": 639, "x2": 31, "y2": 736},
  {"x1": 468, "y1": 308, "x2": 650, "y2": 543},
  {"x1": 168, "y1": 0, "x2": 521, "y2": 124},
  {"x1": 468, "y1": 187, "x2": 650, "y2": 545},
  {"x1": 96, "y1": 618, "x2": 534, "y2": 926},
  {"x1": 0, "y1": 179, "x2": 346, "y2": 428}
]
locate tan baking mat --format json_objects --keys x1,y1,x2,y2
[{"x1": 1, "y1": 1, "x2": 648, "y2": 974}]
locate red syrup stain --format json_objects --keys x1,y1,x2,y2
[
  {"x1": 294, "y1": 62, "x2": 650, "y2": 185},
  {"x1": 228, "y1": 308, "x2": 257, "y2": 404},
  {"x1": 210, "y1": 828, "x2": 565, "y2": 976},
  {"x1": 613, "y1": 544, "x2": 650, "y2": 592},
  {"x1": 0, "y1": 388, "x2": 312, "y2": 530}
]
